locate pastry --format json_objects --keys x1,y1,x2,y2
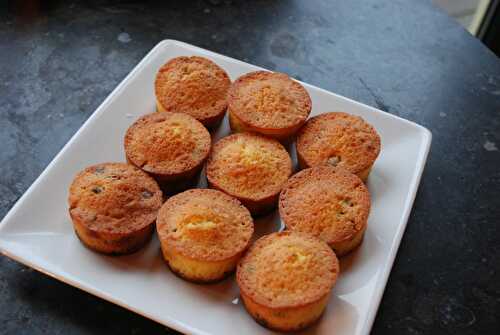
[
  {"x1": 279, "y1": 165, "x2": 370, "y2": 256},
  {"x1": 155, "y1": 56, "x2": 231, "y2": 128},
  {"x1": 296, "y1": 112, "x2": 381, "y2": 181},
  {"x1": 68, "y1": 163, "x2": 162, "y2": 254},
  {"x1": 237, "y1": 231, "x2": 339, "y2": 331},
  {"x1": 206, "y1": 132, "x2": 292, "y2": 215},
  {"x1": 124, "y1": 112, "x2": 210, "y2": 193},
  {"x1": 228, "y1": 71, "x2": 311, "y2": 141},
  {"x1": 157, "y1": 188, "x2": 254, "y2": 283}
]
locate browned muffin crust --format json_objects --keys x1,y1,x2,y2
[
  {"x1": 157, "y1": 188, "x2": 254, "y2": 282},
  {"x1": 68, "y1": 162, "x2": 162, "y2": 254},
  {"x1": 237, "y1": 231, "x2": 339, "y2": 308},
  {"x1": 206, "y1": 132, "x2": 292, "y2": 215},
  {"x1": 237, "y1": 231, "x2": 339, "y2": 331},
  {"x1": 157, "y1": 189, "x2": 253, "y2": 261},
  {"x1": 155, "y1": 56, "x2": 231, "y2": 128},
  {"x1": 227, "y1": 71, "x2": 311, "y2": 140},
  {"x1": 279, "y1": 165, "x2": 370, "y2": 256},
  {"x1": 296, "y1": 112, "x2": 381, "y2": 180},
  {"x1": 124, "y1": 112, "x2": 211, "y2": 185}
]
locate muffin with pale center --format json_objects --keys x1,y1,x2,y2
[
  {"x1": 68, "y1": 162, "x2": 162, "y2": 254},
  {"x1": 155, "y1": 56, "x2": 231, "y2": 128},
  {"x1": 206, "y1": 132, "x2": 292, "y2": 215},
  {"x1": 124, "y1": 112, "x2": 210, "y2": 193},
  {"x1": 279, "y1": 165, "x2": 371, "y2": 256},
  {"x1": 157, "y1": 188, "x2": 254, "y2": 283},
  {"x1": 237, "y1": 231, "x2": 339, "y2": 331},
  {"x1": 228, "y1": 71, "x2": 311, "y2": 142},
  {"x1": 296, "y1": 112, "x2": 381, "y2": 181}
]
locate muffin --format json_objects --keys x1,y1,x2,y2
[
  {"x1": 279, "y1": 165, "x2": 370, "y2": 256},
  {"x1": 237, "y1": 231, "x2": 339, "y2": 332},
  {"x1": 228, "y1": 71, "x2": 311, "y2": 142},
  {"x1": 206, "y1": 132, "x2": 292, "y2": 215},
  {"x1": 124, "y1": 112, "x2": 211, "y2": 193},
  {"x1": 157, "y1": 189, "x2": 254, "y2": 283},
  {"x1": 296, "y1": 112, "x2": 381, "y2": 181},
  {"x1": 68, "y1": 163, "x2": 162, "y2": 254},
  {"x1": 155, "y1": 56, "x2": 231, "y2": 128}
]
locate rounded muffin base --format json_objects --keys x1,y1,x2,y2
[
  {"x1": 154, "y1": 166, "x2": 204, "y2": 196},
  {"x1": 283, "y1": 219, "x2": 366, "y2": 257},
  {"x1": 160, "y1": 243, "x2": 242, "y2": 283},
  {"x1": 207, "y1": 181, "x2": 279, "y2": 216},
  {"x1": 126, "y1": 157, "x2": 205, "y2": 196},
  {"x1": 328, "y1": 224, "x2": 366, "y2": 257},
  {"x1": 72, "y1": 219, "x2": 154, "y2": 255},
  {"x1": 297, "y1": 149, "x2": 374, "y2": 182},
  {"x1": 240, "y1": 292, "x2": 330, "y2": 332},
  {"x1": 156, "y1": 100, "x2": 226, "y2": 130},
  {"x1": 356, "y1": 166, "x2": 372, "y2": 182},
  {"x1": 228, "y1": 109, "x2": 302, "y2": 143}
]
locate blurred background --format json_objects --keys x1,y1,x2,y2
[
  {"x1": 3, "y1": 0, "x2": 500, "y2": 56},
  {"x1": 435, "y1": 0, "x2": 490, "y2": 33},
  {"x1": 432, "y1": 0, "x2": 500, "y2": 56},
  {"x1": 434, "y1": 0, "x2": 499, "y2": 55}
]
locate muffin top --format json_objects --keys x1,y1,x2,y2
[
  {"x1": 228, "y1": 71, "x2": 311, "y2": 130},
  {"x1": 124, "y1": 112, "x2": 211, "y2": 176},
  {"x1": 156, "y1": 189, "x2": 254, "y2": 261},
  {"x1": 206, "y1": 132, "x2": 292, "y2": 201},
  {"x1": 155, "y1": 56, "x2": 231, "y2": 123},
  {"x1": 237, "y1": 231, "x2": 339, "y2": 308},
  {"x1": 279, "y1": 165, "x2": 370, "y2": 245},
  {"x1": 296, "y1": 112, "x2": 381, "y2": 174},
  {"x1": 68, "y1": 163, "x2": 162, "y2": 234}
]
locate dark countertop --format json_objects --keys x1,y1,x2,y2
[{"x1": 1, "y1": 0, "x2": 499, "y2": 334}]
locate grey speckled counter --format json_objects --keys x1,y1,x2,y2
[{"x1": 1, "y1": 0, "x2": 499, "y2": 334}]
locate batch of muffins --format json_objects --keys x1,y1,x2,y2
[{"x1": 68, "y1": 56, "x2": 381, "y2": 332}]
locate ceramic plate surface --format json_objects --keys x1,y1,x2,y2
[{"x1": 0, "y1": 40, "x2": 431, "y2": 335}]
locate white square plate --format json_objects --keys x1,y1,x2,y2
[{"x1": 0, "y1": 40, "x2": 431, "y2": 335}]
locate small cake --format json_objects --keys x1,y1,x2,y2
[
  {"x1": 227, "y1": 71, "x2": 312, "y2": 141},
  {"x1": 68, "y1": 163, "x2": 162, "y2": 254},
  {"x1": 157, "y1": 189, "x2": 254, "y2": 283},
  {"x1": 124, "y1": 112, "x2": 211, "y2": 193},
  {"x1": 279, "y1": 165, "x2": 370, "y2": 256},
  {"x1": 206, "y1": 132, "x2": 292, "y2": 215},
  {"x1": 155, "y1": 56, "x2": 231, "y2": 128},
  {"x1": 237, "y1": 231, "x2": 339, "y2": 332},
  {"x1": 296, "y1": 112, "x2": 381, "y2": 181}
]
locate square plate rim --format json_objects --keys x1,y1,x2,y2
[{"x1": 0, "y1": 39, "x2": 432, "y2": 335}]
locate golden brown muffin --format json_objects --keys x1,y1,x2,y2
[
  {"x1": 206, "y1": 132, "x2": 292, "y2": 215},
  {"x1": 279, "y1": 165, "x2": 370, "y2": 256},
  {"x1": 296, "y1": 112, "x2": 381, "y2": 181},
  {"x1": 228, "y1": 71, "x2": 312, "y2": 141},
  {"x1": 157, "y1": 189, "x2": 254, "y2": 283},
  {"x1": 155, "y1": 56, "x2": 231, "y2": 128},
  {"x1": 124, "y1": 112, "x2": 211, "y2": 193},
  {"x1": 237, "y1": 231, "x2": 339, "y2": 332},
  {"x1": 68, "y1": 163, "x2": 162, "y2": 254}
]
